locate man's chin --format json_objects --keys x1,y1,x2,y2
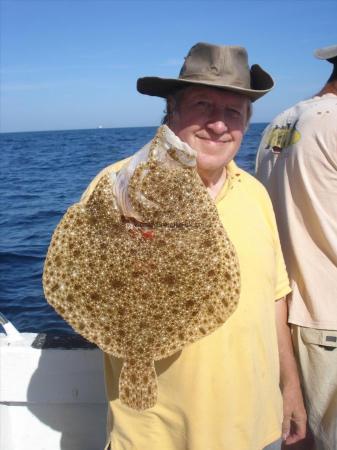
[
  {"x1": 197, "y1": 152, "x2": 228, "y2": 167},
  {"x1": 196, "y1": 160, "x2": 229, "y2": 176}
]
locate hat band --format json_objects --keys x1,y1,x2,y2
[{"x1": 180, "y1": 73, "x2": 250, "y2": 89}]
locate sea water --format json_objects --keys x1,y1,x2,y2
[{"x1": 0, "y1": 124, "x2": 267, "y2": 333}]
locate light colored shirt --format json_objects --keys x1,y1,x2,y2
[{"x1": 256, "y1": 93, "x2": 337, "y2": 330}]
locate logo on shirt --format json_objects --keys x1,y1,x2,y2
[{"x1": 264, "y1": 123, "x2": 301, "y2": 154}]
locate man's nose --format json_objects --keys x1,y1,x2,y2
[
  {"x1": 206, "y1": 115, "x2": 228, "y2": 134},
  {"x1": 205, "y1": 106, "x2": 229, "y2": 134}
]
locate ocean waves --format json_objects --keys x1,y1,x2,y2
[{"x1": 0, "y1": 125, "x2": 265, "y2": 333}]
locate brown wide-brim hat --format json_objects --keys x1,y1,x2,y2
[{"x1": 137, "y1": 42, "x2": 274, "y2": 102}]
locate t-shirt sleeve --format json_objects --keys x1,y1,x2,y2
[{"x1": 261, "y1": 185, "x2": 292, "y2": 301}]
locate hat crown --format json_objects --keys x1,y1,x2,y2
[
  {"x1": 137, "y1": 41, "x2": 274, "y2": 101},
  {"x1": 180, "y1": 43, "x2": 251, "y2": 89}
]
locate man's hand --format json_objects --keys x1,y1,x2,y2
[
  {"x1": 281, "y1": 383, "x2": 307, "y2": 445},
  {"x1": 275, "y1": 298, "x2": 307, "y2": 446}
]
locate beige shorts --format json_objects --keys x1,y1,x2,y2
[{"x1": 292, "y1": 325, "x2": 337, "y2": 450}]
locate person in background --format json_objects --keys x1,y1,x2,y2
[
  {"x1": 81, "y1": 42, "x2": 306, "y2": 450},
  {"x1": 256, "y1": 44, "x2": 337, "y2": 450}
]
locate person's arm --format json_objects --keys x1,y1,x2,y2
[{"x1": 275, "y1": 297, "x2": 307, "y2": 445}]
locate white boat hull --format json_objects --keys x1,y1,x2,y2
[{"x1": 0, "y1": 332, "x2": 107, "y2": 450}]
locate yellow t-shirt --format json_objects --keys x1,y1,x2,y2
[{"x1": 81, "y1": 159, "x2": 290, "y2": 450}]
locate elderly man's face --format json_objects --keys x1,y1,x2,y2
[{"x1": 169, "y1": 86, "x2": 249, "y2": 175}]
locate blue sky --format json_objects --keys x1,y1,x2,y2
[{"x1": 1, "y1": 0, "x2": 336, "y2": 132}]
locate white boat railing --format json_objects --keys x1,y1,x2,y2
[{"x1": 0, "y1": 312, "x2": 24, "y2": 342}]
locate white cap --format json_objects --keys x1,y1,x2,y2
[{"x1": 314, "y1": 44, "x2": 337, "y2": 60}]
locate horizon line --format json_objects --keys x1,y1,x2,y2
[{"x1": 0, "y1": 122, "x2": 268, "y2": 135}]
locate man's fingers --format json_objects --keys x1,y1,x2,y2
[
  {"x1": 284, "y1": 418, "x2": 307, "y2": 445},
  {"x1": 282, "y1": 416, "x2": 291, "y2": 441},
  {"x1": 296, "y1": 419, "x2": 307, "y2": 440}
]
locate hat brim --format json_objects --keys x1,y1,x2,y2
[
  {"x1": 314, "y1": 45, "x2": 337, "y2": 60},
  {"x1": 137, "y1": 64, "x2": 274, "y2": 102}
]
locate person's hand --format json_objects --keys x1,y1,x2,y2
[
  {"x1": 281, "y1": 428, "x2": 315, "y2": 450},
  {"x1": 275, "y1": 298, "x2": 307, "y2": 447},
  {"x1": 281, "y1": 383, "x2": 307, "y2": 445}
]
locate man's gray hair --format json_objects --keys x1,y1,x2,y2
[{"x1": 161, "y1": 89, "x2": 186, "y2": 125}]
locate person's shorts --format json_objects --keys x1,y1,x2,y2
[{"x1": 292, "y1": 325, "x2": 337, "y2": 450}]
